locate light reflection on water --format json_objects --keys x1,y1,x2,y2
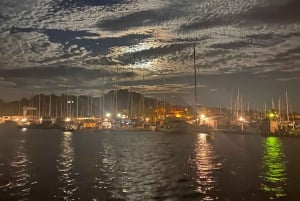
[
  {"x1": 95, "y1": 138, "x2": 122, "y2": 200},
  {"x1": 261, "y1": 137, "x2": 287, "y2": 199},
  {"x1": 190, "y1": 133, "x2": 221, "y2": 201},
  {"x1": 93, "y1": 132, "x2": 190, "y2": 201},
  {"x1": 1, "y1": 128, "x2": 300, "y2": 201},
  {"x1": 2, "y1": 133, "x2": 36, "y2": 201},
  {"x1": 55, "y1": 131, "x2": 79, "y2": 200}
]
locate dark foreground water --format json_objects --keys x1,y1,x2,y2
[{"x1": 1, "y1": 126, "x2": 300, "y2": 201}]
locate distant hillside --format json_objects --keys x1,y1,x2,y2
[{"x1": 0, "y1": 89, "x2": 170, "y2": 117}]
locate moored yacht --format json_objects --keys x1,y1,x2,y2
[{"x1": 155, "y1": 118, "x2": 194, "y2": 133}]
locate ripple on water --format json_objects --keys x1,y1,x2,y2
[
  {"x1": 55, "y1": 132, "x2": 79, "y2": 200},
  {"x1": 1, "y1": 129, "x2": 299, "y2": 201},
  {"x1": 3, "y1": 137, "x2": 36, "y2": 201}
]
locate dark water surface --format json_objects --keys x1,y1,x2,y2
[{"x1": 1, "y1": 126, "x2": 300, "y2": 201}]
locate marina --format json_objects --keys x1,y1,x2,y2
[{"x1": 1, "y1": 1, "x2": 300, "y2": 200}]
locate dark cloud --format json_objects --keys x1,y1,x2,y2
[
  {"x1": 0, "y1": 66, "x2": 108, "y2": 80},
  {"x1": 245, "y1": 32, "x2": 300, "y2": 52},
  {"x1": 0, "y1": 78, "x2": 16, "y2": 87},
  {"x1": 179, "y1": 0, "x2": 300, "y2": 32},
  {"x1": 276, "y1": 47, "x2": 300, "y2": 58},
  {"x1": 0, "y1": 66, "x2": 137, "y2": 81},
  {"x1": 97, "y1": 8, "x2": 179, "y2": 31},
  {"x1": 10, "y1": 27, "x2": 35, "y2": 34},
  {"x1": 9, "y1": 27, "x2": 151, "y2": 56},
  {"x1": 179, "y1": 17, "x2": 229, "y2": 32},
  {"x1": 210, "y1": 41, "x2": 256, "y2": 50},
  {"x1": 45, "y1": 30, "x2": 150, "y2": 56},
  {"x1": 246, "y1": 33, "x2": 276, "y2": 40},
  {"x1": 0, "y1": 66, "x2": 137, "y2": 94},
  {"x1": 85, "y1": 57, "x2": 122, "y2": 66},
  {"x1": 50, "y1": 0, "x2": 126, "y2": 11},
  {"x1": 243, "y1": 0, "x2": 300, "y2": 23},
  {"x1": 44, "y1": 29, "x2": 98, "y2": 43},
  {"x1": 203, "y1": 49, "x2": 229, "y2": 58}
]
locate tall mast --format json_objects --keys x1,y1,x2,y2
[
  {"x1": 193, "y1": 43, "x2": 197, "y2": 107},
  {"x1": 76, "y1": 95, "x2": 79, "y2": 119},
  {"x1": 116, "y1": 67, "x2": 118, "y2": 117},
  {"x1": 55, "y1": 97, "x2": 57, "y2": 118},
  {"x1": 278, "y1": 97, "x2": 281, "y2": 122},
  {"x1": 38, "y1": 93, "x2": 41, "y2": 118},
  {"x1": 163, "y1": 74, "x2": 166, "y2": 117},
  {"x1": 235, "y1": 88, "x2": 240, "y2": 120},
  {"x1": 66, "y1": 78, "x2": 69, "y2": 118},
  {"x1": 102, "y1": 76, "x2": 105, "y2": 119},
  {"x1": 49, "y1": 93, "x2": 52, "y2": 117},
  {"x1": 286, "y1": 90, "x2": 289, "y2": 121},
  {"x1": 142, "y1": 71, "x2": 145, "y2": 119},
  {"x1": 230, "y1": 88, "x2": 233, "y2": 119},
  {"x1": 264, "y1": 101, "x2": 267, "y2": 118},
  {"x1": 240, "y1": 94, "x2": 243, "y2": 117}
]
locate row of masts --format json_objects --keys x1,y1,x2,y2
[
  {"x1": 29, "y1": 92, "x2": 152, "y2": 120},
  {"x1": 229, "y1": 88, "x2": 293, "y2": 122},
  {"x1": 193, "y1": 42, "x2": 297, "y2": 123},
  {"x1": 27, "y1": 86, "x2": 295, "y2": 123},
  {"x1": 29, "y1": 65, "x2": 168, "y2": 121}
]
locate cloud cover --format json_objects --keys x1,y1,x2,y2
[{"x1": 0, "y1": 0, "x2": 299, "y2": 110}]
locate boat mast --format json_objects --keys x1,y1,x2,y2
[
  {"x1": 230, "y1": 88, "x2": 233, "y2": 120},
  {"x1": 264, "y1": 101, "x2": 267, "y2": 118},
  {"x1": 49, "y1": 93, "x2": 52, "y2": 117},
  {"x1": 235, "y1": 88, "x2": 240, "y2": 120},
  {"x1": 102, "y1": 76, "x2": 105, "y2": 119},
  {"x1": 55, "y1": 96, "x2": 58, "y2": 118},
  {"x1": 142, "y1": 71, "x2": 145, "y2": 120},
  {"x1": 115, "y1": 67, "x2": 118, "y2": 117},
  {"x1": 38, "y1": 93, "x2": 41, "y2": 118},
  {"x1": 193, "y1": 43, "x2": 197, "y2": 108},
  {"x1": 278, "y1": 97, "x2": 281, "y2": 122},
  {"x1": 163, "y1": 74, "x2": 166, "y2": 117},
  {"x1": 286, "y1": 90, "x2": 289, "y2": 122},
  {"x1": 76, "y1": 95, "x2": 79, "y2": 119}
]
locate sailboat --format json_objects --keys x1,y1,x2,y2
[
  {"x1": 155, "y1": 117, "x2": 195, "y2": 133},
  {"x1": 155, "y1": 43, "x2": 211, "y2": 134}
]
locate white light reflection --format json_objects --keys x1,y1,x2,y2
[
  {"x1": 8, "y1": 135, "x2": 35, "y2": 200},
  {"x1": 192, "y1": 133, "x2": 221, "y2": 201},
  {"x1": 56, "y1": 131, "x2": 78, "y2": 200},
  {"x1": 21, "y1": 127, "x2": 27, "y2": 132}
]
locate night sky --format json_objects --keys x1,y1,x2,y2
[{"x1": 0, "y1": 0, "x2": 299, "y2": 111}]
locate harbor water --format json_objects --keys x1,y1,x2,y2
[{"x1": 1, "y1": 126, "x2": 300, "y2": 201}]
